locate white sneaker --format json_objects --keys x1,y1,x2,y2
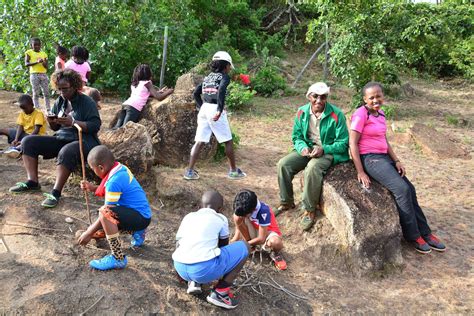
[
  {"x1": 186, "y1": 281, "x2": 202, "y2": 295},
  {"x1": 4, "y1": 147, "x2": 21, "y2": 159}
]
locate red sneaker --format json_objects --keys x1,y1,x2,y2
[
  {"x1": 270, "y1": 252, "x2": 287, "y2": 270},
  {"x1": 414, "y1": 236, "x2": 431, "y2": 254},
  {"x1": 423, "y1": 234, "x2": 446, "y2": 252}
]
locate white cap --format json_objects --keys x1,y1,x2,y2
[
  {"x1": 212, "y1": 51, "x2": 234, "y2": 69},
  {"x1": 306, "y1": 82, "x2": 330, "y2": 99}
]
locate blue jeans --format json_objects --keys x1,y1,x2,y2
[{"x1": 361, "y1": 154, "x2": 431, "y2": 241}]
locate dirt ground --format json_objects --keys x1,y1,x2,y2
[{"x1": 0, "y1": 72, "x2": 473, "y2": 314}]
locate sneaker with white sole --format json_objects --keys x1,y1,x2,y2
[
  {"x1": 206, "y1": 288, "x2": 238, "y2": 309},
  {"x1": 227, "y1": 168, "x2": 246, "y2": 180},
  {"x1": 186, "y1": 281, "x2": 202, "y2": 295},
  {"x1": 183, "y1": 169, "x2": 199, "y2": 180},
  {"x1": 4, "y1": 147, "x2": 21, "y2": 159}
]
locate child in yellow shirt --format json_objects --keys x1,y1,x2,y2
[
  {"x1": 0, "y1": 94, "x2": 46, "y2": 158},
  {"x1": 25, "y1": 37, "x2": 50, "y2": 112}
]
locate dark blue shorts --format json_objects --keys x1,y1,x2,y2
[
  {"x1": 174, "y1": 241, "x2": 249, "y2": 284},
  {"x1": 6, "y1": 128, "x2": 27, "y2": 144}
]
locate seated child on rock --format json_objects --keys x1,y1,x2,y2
[
  {"x1": 231, "y1": 189, "x2": 287, "y2": 270},
  {"x1": 78, "y1": 145, "x2": 151, "y2": 270},
  {"x1": 114, "y1": 63, "x2": 173, "y2": 128},
  {"x1": 0, "y1": 94, "x2": 46, "y2": 158},
  {"x1": 172, "y1": 190, "x2": 249, "y2": 310}
]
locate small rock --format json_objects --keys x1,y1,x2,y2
[
  {"x1": 0, "y1": 209, "x2": 4, "y2": 217},
  {"x1": 65, "y1": 217, "x2": 74, "y2": 224}
]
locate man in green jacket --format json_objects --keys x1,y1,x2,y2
[{"x1": 276, "y1": 82, "x2": 349, "y2": 231}]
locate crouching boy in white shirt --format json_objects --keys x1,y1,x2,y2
[{"x1": 172, "y1": 190, "x2": 249, "y2": 310}]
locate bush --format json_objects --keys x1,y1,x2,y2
[
  {"x1": 449, "y1": 36, "x2": 474, "y2": 80},
  {"x1": 253, "y1": 66, "x2": 286, "y2": 96},
  {"x1": 305, "y1": 1, "x2": 473, "y2": 91},
  {"x1": 226, "y1": 82, "x2": 256, "y2": 111}
]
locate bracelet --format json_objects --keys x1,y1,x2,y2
[{"x1": 394, "y1": 159, "x2": 400, "y2": 163}]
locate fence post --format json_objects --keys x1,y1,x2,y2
[
  {"x1": 159, "y1": 25, "x2": 168, "y2": 88},
  {"x1": 323, "y1": 23, "x2": 329, "y2": 81}
]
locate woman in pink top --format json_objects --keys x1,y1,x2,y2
[
  {"x1": 349, "y1": 82, "x2": 445, "y2": 254},
  {"x1": 65, "y1": 46, "x2": 91, "y2": 84},
  {"x1": 114, "y1": 64, "x2": 173, "y2": 129}
]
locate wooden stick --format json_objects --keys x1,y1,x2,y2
[
  {"x1": 5, "y1": 221, "x2": 67, "y2": 232},
  {"x1": 79, "y1": 295, "x2": 104, "y2": 316},
  {"x1": 74, "y1": 123, "x2": 92, "y2": 225}
]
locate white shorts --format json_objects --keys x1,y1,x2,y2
[{"x1": 195, "y1": 103, "x2": 232, "y2": 143}]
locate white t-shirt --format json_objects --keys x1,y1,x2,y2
[{"x1": 172, "y1": 208, "x2": 229, "y2": 264}]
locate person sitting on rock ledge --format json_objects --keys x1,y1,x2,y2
[
  {"x1": 8, "y1": 69, "x2": 101, "y2": 208},
  {"x1": 349, "y1": 82, "x2": 446, "y2": 254},
  {"x1": 114, "y1": 63, "x2": 174, "y2": 129},
  {"x1": 276, "y1": 82, "x2": 349, "y2": 231}
]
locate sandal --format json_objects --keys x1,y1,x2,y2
[
  {"x1": 9, "y1": 182, "x2": 41, "y2": 194},
  {"x1": 41, "y1": 193, "x2": 59, "y2": 208}
]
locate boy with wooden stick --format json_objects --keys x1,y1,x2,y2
[{"x1": 78, "y1": 145, "x2": 151, "y2": 270}]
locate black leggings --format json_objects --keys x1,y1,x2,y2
[
  {"x1": 114, "y1": 105, "x2": 141, "y2": 128},
  {"x1": 22, "y1": 135, "x2": 88, "y2": 172}
]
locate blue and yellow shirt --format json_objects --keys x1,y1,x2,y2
[{"x1": 105, "y1": 164, "x2": 151, "y2": 219}]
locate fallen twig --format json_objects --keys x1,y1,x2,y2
[
  {"x1": 5, "y1": 221, "x2": 67, "y2": 232},
  {"x1": 0, "y1": 237, "x2": 9, "y2": 253},
  {"x1": 79, "y1": 295, "x2": 104, "y2": 316},
  {"x1": 267, "y1": 275, "x2": 308, "y2": 300}
]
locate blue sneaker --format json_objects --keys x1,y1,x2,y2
[
  {"x1": 183, "y1": 169, "x2": 199, "y2": 180},
  {"x1": 89, "y1": 254, "x2": 128, "y2": 270},
  {"x1": 131, "y1": 229, "x2": 146, "y2": 247}
]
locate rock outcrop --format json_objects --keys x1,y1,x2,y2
[
  {"x1": 320, "y1": 162, "x2": 403, "y2": 273},
  {"x1": 410, "y1": 123, "x2": 470, "y2": 159},
  {"x1": 99, "y1": 122, "x2": 153, "y2": 181}
]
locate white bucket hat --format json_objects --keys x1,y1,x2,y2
[
  {"x1": 212, "y1": 51, "x2": 235, "y2": 69},
  {"x1": 306, "y1": 82, "x2": 330, "y2": 99}
]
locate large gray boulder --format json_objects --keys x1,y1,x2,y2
[
  {"x1": 99, "y1": 122, "x2": 153, "y2": 181},
  {"x1": 320, "y1": 162, "x2": 403, "y2": 273}
]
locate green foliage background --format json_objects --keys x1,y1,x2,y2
[
  {"x1": 305, "y1": 1, "x2": 473, "y2": 92},
  {"x1": 0, "y1": 0, "x2": 272, "y2": 95},
  {"x1": 0, "y1": 0, "x2": 472, "y2": 98}
]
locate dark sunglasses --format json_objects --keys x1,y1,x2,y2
[{"x1": 310, "y1": 93, "x2": 327, "y2": 100}]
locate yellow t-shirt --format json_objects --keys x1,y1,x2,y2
[
  {"x1": 16, "y1": 109, "x2": 46, "y2": 135},
  {"x1": 25, "y1": 49, "x2": 48, "y2": 73}
]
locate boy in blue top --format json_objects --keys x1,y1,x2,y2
[{"x1": 78, "y1": 145, "x2": 151, "y2": 270}]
